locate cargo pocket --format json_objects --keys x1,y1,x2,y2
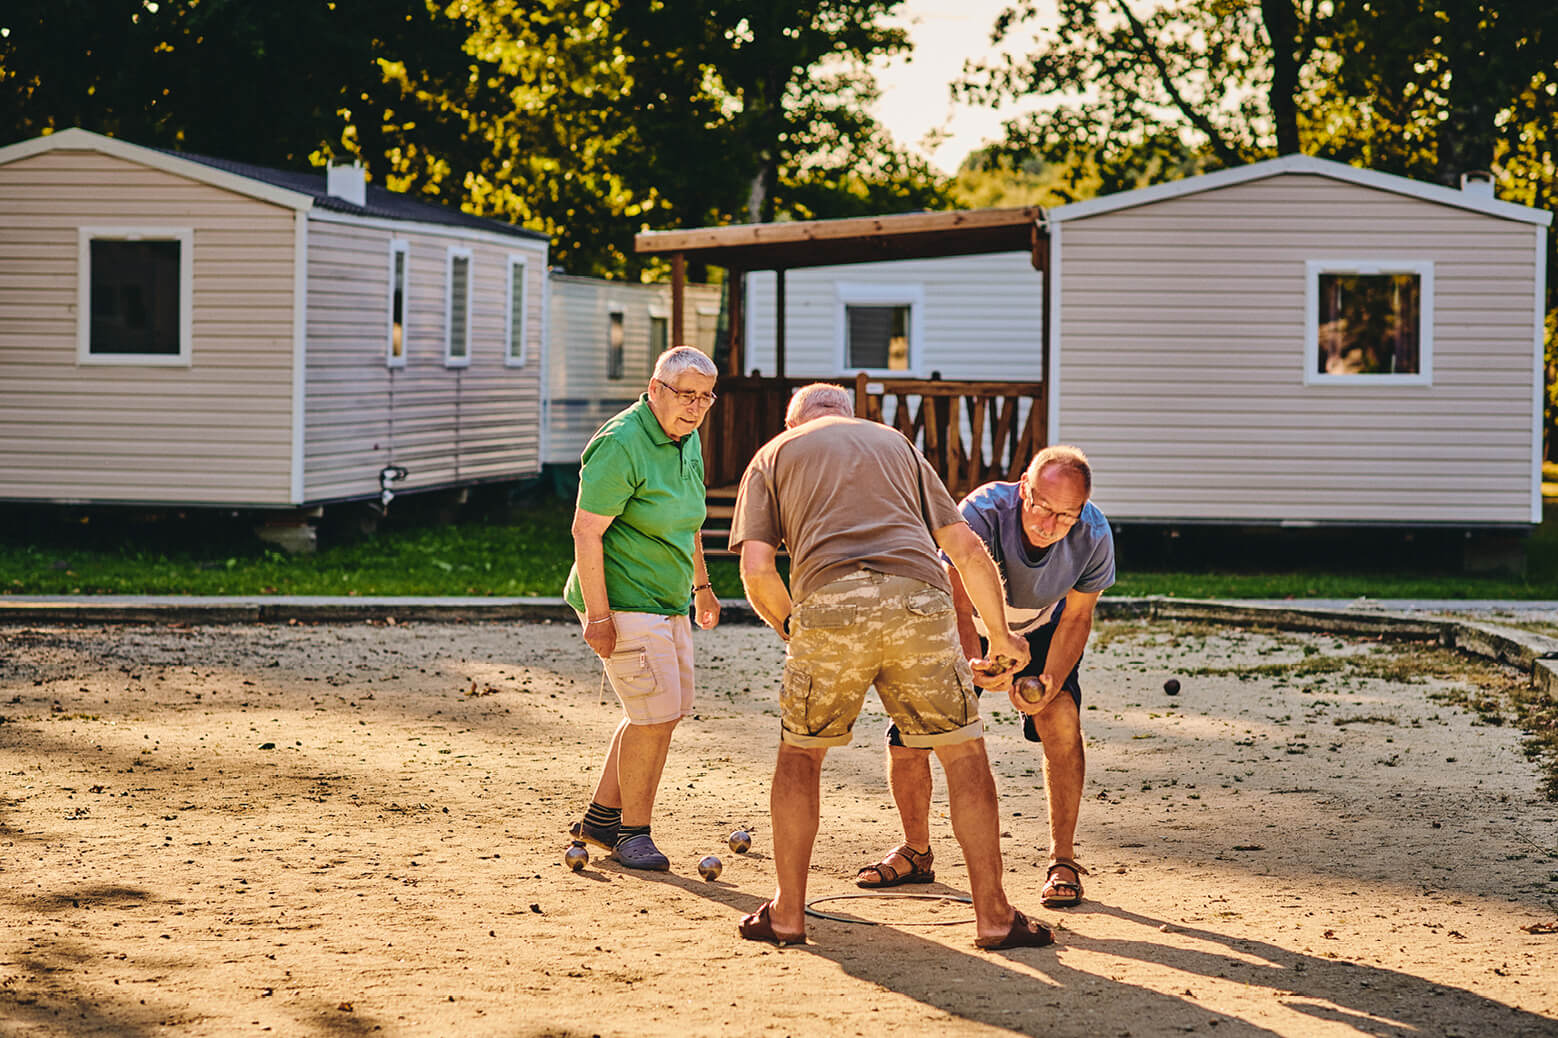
[
  {"x1": 951, "y1": 657, "x2": 977, "y2": 729},
  {"x1": 780, "y1": 664, "x2": 815, "y2": 736},
  {"x1": 905, "y1": 587, "x2": 952, "y2": 617},
  {"x1": 792, "y1": 602, "x2": 856, "y2": 632},
  {"x1": 606, "y1": 643, "x2": 659, "y2": 706}
]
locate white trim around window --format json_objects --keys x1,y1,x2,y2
[
  {"x1": 444, "y1": 246, "x2": 473, "y2": 368},
  {"x1": 1304, "y1": 259, "x2": 1434, "y2": 386},
  {"x1": 387, "y1": 240, "x2": 409, "y2": 368},
  {"x1": 605, "y1": 304, "x2": 626, "y2": 381},
  {"x1": 834, "y1": 281, "x2": 925, "y2": 376},
  {"x1": 77, "y1": 227, "x2": 194, "y2": 366},
  {"x1": 505, "y1": 253, "x2": 529, "y2": 367}
]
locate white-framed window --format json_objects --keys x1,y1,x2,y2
[
  {"x1": 77, "y1": 227, "x2": 193, "y2": 366},
  {"x1": 606, "y1": 306, "x2": 626, "y2": 380},
  {"x1": 835, "y1": 282, "x2": 924, "y2": 375},
  {"x1": 1305, "y1": 260, "x2": 1433, "y2": 385},
  {"x1": 387, "y1": 240, "x2": 408, "y2": 368},
  {"x1": 647, "y1": 304, "x2": 669, "y2": 379},
  {"x1": 505, "y1": 254, "x2": 529, "y2": 366},
  {"x1": 444, "y1": 246, "x2": 472, "y2": 368}
]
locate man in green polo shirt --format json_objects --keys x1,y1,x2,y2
[{"x1": 564, "y1": 345, "x2": 721, "y2": 871}]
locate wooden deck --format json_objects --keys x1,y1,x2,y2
[{"x1": 699, "y1": 372, "x2": 1046, "y2": 558}]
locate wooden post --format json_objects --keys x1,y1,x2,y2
[
  {"x1": 726, "y1": 267, "x2": 744, "y2": 376},
  {"x1": 671, "y1": 252, "x2": 686, "y2": 346},
  {"x1": 775, "y1": 268, "x2": 787, "y2": 379},
  {"x1": 1034, "y1": 223, "x2": 1051, "y2": 452}
]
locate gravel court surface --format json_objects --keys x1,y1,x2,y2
[{"x1": 0, "y1": 617, "x2": 1555, "y2": 1037}]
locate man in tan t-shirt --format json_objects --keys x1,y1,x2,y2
[{"x1": 728, "y1": 382, "x2": 1053, "y2": 950}]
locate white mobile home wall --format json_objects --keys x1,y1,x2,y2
[
  {"x1": 0, "y1": 146, "x2": 299, "y2": 506},
  {"x1": 544, "y1": 275, "x2": 720, "y2": 465},
  {"x1": 742, "y1": 252, "x2": 1044, "y2": 380},
  {"x1": 1051, "y1": 169, "x2": 1548, "y2": 526}
]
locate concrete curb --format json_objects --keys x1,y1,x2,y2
[{"x1": 4, "y1": 593, "x2": 1557, "y2": 698}]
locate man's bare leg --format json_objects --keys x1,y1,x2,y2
[
  {"x1": 868, "y1": 745, "x2": 934, "y2": 878},
  {"x1": 614, "y1": 718, "x2": 680, "y2": 827},
  {"x1": 765, "y1": 742, "x2": 826, "y2": 938},
  {"x1": 934, "y1": 736, "x2": 1043, "y2": 944},
  {"x1": 1032, "y1": 697, "x2": 1084, "y2": 863},
  {"x1": 588, "y1": 717, "x2": 630, "y2": 809}
]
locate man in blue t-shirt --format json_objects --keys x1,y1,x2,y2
[{"x1": 857, "y1": 445, "x2": 1115, "y2": 909}]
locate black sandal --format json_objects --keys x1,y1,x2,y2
[
  {"x1": 856, "y1": 843, "x2": 935, "y2": 888},
  {"x1": 1041, "y1": 858, "x2": 1087, "y2": 908}
]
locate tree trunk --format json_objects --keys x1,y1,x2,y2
[
  {"x1": 1260, "y1": 0, "x2": 1302, "y2": 155},
  {"x1": 1435, "y1": 6, "x2": 1497, "y2": 186}
]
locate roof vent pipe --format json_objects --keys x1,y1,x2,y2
[
  {"x1": 1459, "y1": 170, "x2": 1495, "y2": 198},
  {"x1": 327, "y1": 158, "x2": 367, "y2": 207}
]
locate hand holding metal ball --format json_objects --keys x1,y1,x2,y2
[{"x1": 1014, "y1": 676, "x2": 1044, "y2": 703}]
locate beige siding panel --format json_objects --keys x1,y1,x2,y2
[
  {"x1": 302, "y1": 221, "x2": 546, "y2": 502},
  {"x1": 1057, "y1": 173, "x2": 1540, "y2": 525},
  {"x1": 544, "y1": 276, "x2": 719, "y2": 464},
  {"x1": 0, "y1": 148, "x2": 298, "y2": 505}
]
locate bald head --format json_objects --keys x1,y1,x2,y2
[
  {"x1": 1024, "y1": 444, "x2": 1092, "y2": 498},
  {"x1": 785, "y1": 383, "x2": 854, "y2": 427}
]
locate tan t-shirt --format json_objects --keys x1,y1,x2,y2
[{"x1": 729, "y1": 415, "x2": 965, "y2": 604}]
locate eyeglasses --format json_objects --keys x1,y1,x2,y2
[
  {"x1": 653, "y1": 379, "x2": 717, "y2": 408},
  {"x1": 1023, "y1": 496, "x2": 1081, "y2": 524}
]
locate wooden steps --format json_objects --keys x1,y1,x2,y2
[
  {"x1": 701, "y1": 484, "x2": 787, "y2": 560},
  {"x1": 701, "y1": 485, "x2": 739, "y2": 559}
]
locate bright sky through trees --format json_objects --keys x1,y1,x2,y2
[{"x1": 871, "y1": 0, "x2": 1053, "y2": 173}]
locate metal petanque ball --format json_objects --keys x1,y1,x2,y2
[
  {"x1": 1014, "y1": 676, "x2": 1044, "y2": 703},
  {"x1": 1163, "y1": 678, "x2": 1181, "y2": 696},
  {"x1": 728, "y1": 829, "x2": 752, "y2": 854},
  {"x1": 698, "y1": 855, "x2": 723, "y2": 881},
  {"x1": 565, "y1": 841, "x2": 589, "y2": 872}
]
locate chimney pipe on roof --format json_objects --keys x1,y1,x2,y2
[
  {"x1": 1459, "y1": 170, "x2": 1495, "y2": 198},
  {"x1": 327, "y1": 158, "x2": 366, "y2": 207}
]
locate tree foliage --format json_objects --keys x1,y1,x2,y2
[
  {"x1": 0, "y1": 0, "x2": 948, "y2": 277},
  {"x1": 0, "y1": 0, "x2": 478, "y2": 169},
  {"x1": 957, "y1": 0, "x2": 1325, "y2": 196},
  {"x1": 963, "y1": 0, "x2": 1558, "y2": 449}
]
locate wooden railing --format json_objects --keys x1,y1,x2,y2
[
  {"x1": 853, "y1": 373, "x2": 1046, "y2": 500},
  {"x1": 700, "y1": 375, "x2": 816, "y2": 488},
  {"x1": 702, "y1": 373, "x2": 1047, "y2": 500}
]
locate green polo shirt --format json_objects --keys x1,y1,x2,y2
[{"x1": 563, "y1": 395, "x2": 706, "y2": 616}]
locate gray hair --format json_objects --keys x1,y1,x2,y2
[
  {"x1": 652, "y1": 345, "x2": 718, "y2": 383},
  {"x1": 1025, "y1": 444, "x2": 1092, "y2": 497},
  {"x1": 785, "y1": 383, "x2": 854, "y2": 426}
]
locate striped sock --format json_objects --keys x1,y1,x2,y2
[
  {"x1": 584, "y1": 802, "x2": 621, "y2": 830},
  {"x1": 617, "y1": 823, "x2": 650, "y2": 845}
]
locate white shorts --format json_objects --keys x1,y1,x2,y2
[{"x1": 591, "y1": 611, "x2": 696, "y2": 725}]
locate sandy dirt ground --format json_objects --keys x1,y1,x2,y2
[{"x1": 1, "y1": 616, "x2": 1557, "y2": 1038}]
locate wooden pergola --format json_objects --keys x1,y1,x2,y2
[{"x1": 634, "y1": 206, "x2": 1052, "y2": 499}]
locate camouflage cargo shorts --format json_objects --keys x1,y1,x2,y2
[{"x1": 780, "y1": 570, "x2": 981, "y2": 749}]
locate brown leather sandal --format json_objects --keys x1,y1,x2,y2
[
  {"x1": 855, "y1": 843, "x2": 935, "y2": 888},
  {"x1": 975, "y1": 908, "x2": 1054, "y2": 950},
  {"x1": 738, "y1": 900, "x2": 806, "y2": 946},
  {"x1": 1041, "y1": 857, "x2": 1087, "y2": 908}
]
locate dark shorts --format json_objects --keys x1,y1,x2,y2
[{"x1": 886, "y1": 618, "x2": 1082, "y2": 747}]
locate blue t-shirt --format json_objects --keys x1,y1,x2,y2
[{"x1": 958, "y1": 481, "x2": 1115, "y2": 636}]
